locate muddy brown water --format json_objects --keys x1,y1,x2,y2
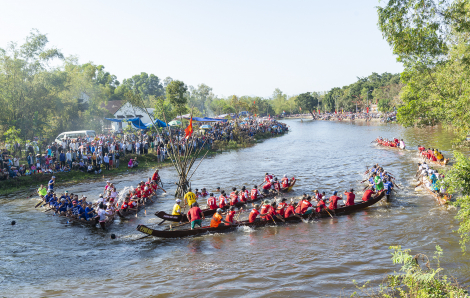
[{"x1": 1, "y1": 120, "x2": 468, "y2": 297}]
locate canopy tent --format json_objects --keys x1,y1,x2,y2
[
  {"x1": 192, "y1": 117, "x2": 227, "y2": 123},
  {"x1": 168, "y1": 120, "x2": 182, "y2": 126},
  {"x1": 105, "y1": 117, "x2": 167, "y2": 129}
]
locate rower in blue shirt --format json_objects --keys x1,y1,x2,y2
[
  {"x1": 71, "y1": 200, "x2": 85, "y2": 220},
  {"x1": 84, "y1": 202, "x2": 95, "y2": 220},
  {"x1": 383, "y1": 178, "x2": 394, "y2": 195},
  {"x1": 48, "y1": 176, "x2": 56, "y2": 191}
]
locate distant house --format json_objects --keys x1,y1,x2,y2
[{"x1": 101, "y1": 100, "x2": 155, "y2": 131}]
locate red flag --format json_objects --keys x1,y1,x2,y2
[
  {"x1": 185, "y1": 118, "x2": 193, "y2": 139},
  {"x1": 366, "y1": 107, "x2": 369, "y2": 113},
  {"x1": 318, "y1": 109, "x2": 320, "y2": 114},
  {"x1": 254, "y1": 101, "x2": 256, "y2": 104},
  {"x1": 335, "y1": 110, "x2": 337, "y2": 114}
]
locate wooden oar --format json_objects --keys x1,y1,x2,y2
[
  {"x1": 35, "y1": 200, "x2": 44, "y2": 208},
  {"x1": 133, "y1": 234, "x2": 153, "y2": 241}
]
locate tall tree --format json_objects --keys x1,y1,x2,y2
[
  {"x1": 295, "y1": 92, "x2": 319, "y2": 118},
  {"x1": 166, "y1": 80, "x2": 188, "y2": 117}
]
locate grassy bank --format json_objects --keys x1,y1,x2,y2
[{"x1": 0, "y1": 131, "x2": 287, "y2": 196}]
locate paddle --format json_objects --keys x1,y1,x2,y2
[
  {"x1": 35, "y1": 200, "x2": 44, "y2": 208},
  {"x1": 133, "y1": 234, "x2": 152, "y2": 241}
]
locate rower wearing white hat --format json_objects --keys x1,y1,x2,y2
[{"x1": 172, "y1": 199, "x2": 182, "y2": 216}]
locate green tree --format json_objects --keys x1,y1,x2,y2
[
  {"x1": 295, "y1": 92, "x2": 318, "y2": 118},
  {"x1": 166, "y1": 80, "x2": 188, "y2": 117}
]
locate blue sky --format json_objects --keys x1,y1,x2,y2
[{"x1": 0, "y1": 0, "x2": 402, "y2": 98}]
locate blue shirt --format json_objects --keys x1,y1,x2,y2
[
  {"x1": 384, "y1": 181, "x2": 393, "y2": 195},
  {"x1": 84, "y1": 207, "x2": 95, "y2": 219},
  {"x1": 48, "y1": 179, "x2": 54, "y2": 190},
  {"x1": 72, "y1": 205, "x2": 84, "y2": 216}
]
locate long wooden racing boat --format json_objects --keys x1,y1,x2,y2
[
  {"x1": 155, "y1": 179, "x2": 296, "y2": 223},
  {"x1": 375, "y1": 142, "x2": 404, "y2": 150},
  {"x1": 418, "y1": 154, "x2": 449, "y2": 166},
  {"x1": 417, "y1": 171, "x2": 450, "y2": 205},
  {"x1": 137, "y1": 191, "x2": 385, "y2": 238}
]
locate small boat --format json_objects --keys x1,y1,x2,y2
[
  {"x1": 375, "y1": 143, "x2": 404, "y2": 150},
  {"x1": 137, "y1": 191, "x2": 385, "y2": 238},
  {"x1": 154, "y1": 179, "x2": 296, "y2": 223}
]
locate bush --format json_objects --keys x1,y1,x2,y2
[{"x1": 351, "y1": 246, "x2": 467, "y2": 297}]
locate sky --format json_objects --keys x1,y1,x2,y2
[{"x1": 0, "y1": 0, "x2": 402, "y2": 98}]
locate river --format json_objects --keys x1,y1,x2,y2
[{"x1": 1, "y1": 119, "x2": 468, "y2": 297}]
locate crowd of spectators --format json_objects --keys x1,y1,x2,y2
[{"x1": 0, "y1": 117, "x2": 288, "y2": 181}]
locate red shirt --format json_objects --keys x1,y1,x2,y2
[
  {"x1": 362, "y1": 189, "x2": 375, "y2": 202},
  {"x1": 225, "y1": 210, "x2": 236, "y2": 225},
  {"x1": 207, "y1": 196, "x2": 218, "y2": 209},
  {"x1": 219, "y1": 195, "x2": 226, "y2": 208},
  {"x1": 135, "y1": 189, "x2": 141, "y2": 198},
  {"x1": 121, "y1": 202, "x2": 128, "y2": 209},
  {"x1": 274, "y1": 182, "x2": 281, "y2": 191},
  {"x1": 265, "y1": 175, "x2": 273, "y2": 182},
  {"x1": 328, "y1": 196, "x2": 340, "y2": 210},
  {"x1": 152, "y1": 172, "x2": 159, "y2": 181},
  {"x1": 260, "y1": 205, "x2": 273, "y2": 220},
  {"x1": 344, "y1": 192, "x2": 355, "y2": 206},
  {"x1": 239, "y1": 192, "x2": 247, "y2": 203},
  {"x1": 277, "y1": 202, "x2": 287, "y2": 217},
  {"x1": 249, "y1": 209, "x2": 260, "y2": 223},
  {"x1": 285, "y1": 205, "x2": 295, "y2": 218},
  {"x1": 230, "y1": 192, "x2": 238, "y2": 205},
  {"x1": 281, "y1": 178, "x2": 289, "y2": 188},
  {"x1": 300, "y1": 200, "x2": 312, "y2": 214},
  {"x1": 250, "y1": 189, "x2": 259, "y2": 200},
  {"x1": 262, "y1": 182, "x2": 272, "y2": 190},
  {"x1": 187, "y1": 206, "x2": 203, "y2": 222},
  {"x1": 316, "y1": 200, "x2": 326, "y2": 213}
]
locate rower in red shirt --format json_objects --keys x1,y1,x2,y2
[
  {"x1": 284, "y1": 202, "x2": 296, "y2": 218},
  {"x1": 260, "y1": 200, "x2": 274, "y2": 221},
  {"x1": 344, "y1": 188, "x2": 355, "y2": 206},
  {"x1": 299, "y1": 196, "x2": 313, "y2": 214},
  {"x1": 316, "y1": 198, "x2": 326, "y2": 213},
  {"x1": 230, "y1": 191, "x2": 239, "y2": 206},
  {"x1": 207, "y1": 193, "x2": 218, "y2": 210},
  {"x1": 273, "y1": 178, "x2": 281, "y2": 192},
  {"x1": 362, "y1": 188, "x2": 376, "y2": 202},
  {"x1": 262, "y1": 180, "x2": 272, "y2": 193},
  {"x1": 265, "y1": 173, "x2": 273, "y2": 183},
  {"x1": 251, "y1": 185, "x2": 261, "y2": 201},
  {"x1": 186, "y1": 202, "x2": 205, "y2": 230},
  {"x1": 277, "y1": 198, "x2": 287, "y2": 217},
  {"x1": 225, "y1": 206, "x2": 237, "y2": 225},
  {"x1": 239, "y1": 189, "x2": 247, "y2": 203},
  {"x1": 229, "y1": 188, "x2": 238, "y2": 206},
  {"x1": 295, "y1": 194, "x2": 307, "y2": 214},
  {"x1": 241, "y1": 186, "x2": 249, "y2": 200},
  {"x1": 249, "y1": 204, "x2": 261, "y2": 223},
  {"x1": 151, "y1": 169, "x2": 160, "y2": 182},
  {"x1": 328, "y1": 191, "x2": 341, "y2": 210},
  {"x1": 219, "y1": 191, "x2": 227, "y2": 208},
  {"x1": 200, "y1": 188, "x2": 208, "y2": 197},
  {"x1": 281, "y1": 175, "x2": 289, "y2": 188}
]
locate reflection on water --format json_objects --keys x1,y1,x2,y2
[{"x1": 0, "y1": 120, "x2": 469, "y2": 297}]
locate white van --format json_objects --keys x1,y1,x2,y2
[{"x1": 54, "y1": 130, "x2": 96, "y2": 143}]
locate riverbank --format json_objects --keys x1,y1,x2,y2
[{"x1": 0, "y1": 130, "x2": 287, "y2": 196}]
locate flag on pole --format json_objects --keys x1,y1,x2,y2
[
  {"x1": 366, "y1": 107, "x2": 369, "y2": 113},
  {"x1": 185, "y1": 117, "x2": 193, "y2": 139},
  {"x1": 335, "y1": 110, "x2": 337, "y2": 114},
  {"x1": 318, "y1": 109, "x2": 320, "y2": 114}
]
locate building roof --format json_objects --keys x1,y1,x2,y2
[{"x1": 101, "y1": 100, "x2": 124, "y2": 115}]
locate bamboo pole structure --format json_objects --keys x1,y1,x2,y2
[{"x1": 131, "y1": 91, "x2": 212, "y2": 199}]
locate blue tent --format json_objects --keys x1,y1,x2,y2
[{"x1": 105, "y1": 117, "x2": 167, "y2": 129}]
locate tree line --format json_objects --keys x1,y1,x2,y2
[{"x1": 0, "y1": 29, "x2": 403, "y2": 144}]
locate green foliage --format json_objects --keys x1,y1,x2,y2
[
  {"x1": 352, "y1": 246, "x2": 467, "y2": 297},
  {"x1": 295, "y1": 92, "x2": 318, "y2": 116},
  {"x1": 4, "y1": 126, "x2": 22, "y2": 145},
  {"x1": 321, "y1": 73, "x2": 402, "y2": 113},
  {"x1": 166, "y1": 80, "x2": 188, "y2": 116},
  {"x1": 442, "y1": 151, "x2": 470, "y2": 251},
  {"x1": 377, "y1": 0, "x2": 470, "y2": 142}
]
